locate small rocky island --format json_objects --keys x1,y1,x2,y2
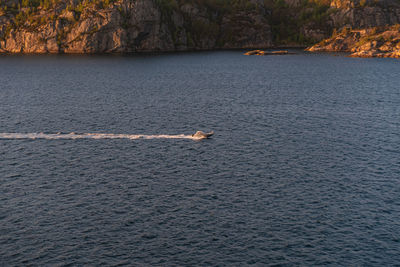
[
  {"x1": 244, "y1": 50, "x2": 294, "y2": 56},
  {"x1": 307, "y1": 25, "x2": 400, "y2": 58}
]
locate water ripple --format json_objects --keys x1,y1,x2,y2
[{"x1": 1, "y1": 51, "x2": 400, "y2": 266}]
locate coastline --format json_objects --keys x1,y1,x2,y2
[{"x1": 0, "y1": 46, "x2": 307, "y2": 55}]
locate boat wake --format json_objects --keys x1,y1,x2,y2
[{"x1": 0, "y1": 132, "x2": 199, "y2": 140}]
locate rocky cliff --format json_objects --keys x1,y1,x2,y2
[
  {"x1": 0, "y1": 0, "x2": 273, "y2": 53},
  {"x1": 305, "y1": 0, "x2": 400, "y2": 58},
  {"x1": 329, "y1": 1, "x2": 400, "y2": 29},
  {"x1": 278, "y1": 0, "x2": 400, "y2": 44},
  {"x1": 1, "y1": 0, "x2": 400, "y2": 53}
]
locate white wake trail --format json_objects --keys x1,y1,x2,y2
[{"x1": 0, "y1": 132, "x2": 199, "y2": 140}]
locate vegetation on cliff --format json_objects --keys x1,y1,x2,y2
[
  {"x1": 154, "y1": 0, "x2": 336, "y2": 45},
  {"x1": 266, "y1": 0, "x2": 334, "y2": 45}
]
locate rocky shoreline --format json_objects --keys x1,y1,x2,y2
[{"x1": 307, "y1": 25, "x2": 400, "y2": 58}]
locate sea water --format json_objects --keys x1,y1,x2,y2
[{"x1": 1, "y1": 51, "x2": 400, "y2": 265}]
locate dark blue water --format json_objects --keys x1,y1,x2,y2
[{"x1": 1, "y1": 51, "x2": 400, "y2": 266}]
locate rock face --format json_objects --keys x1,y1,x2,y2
[
  {"x1": 302, "y1": 0, "x2": 400, "y2": 41},
  {"x1": 329, "y1": 4, "x2": 400, "y2": 29},
  {"x1": 1, "y1": 0, "x2": 400, "y2": 53},
  {"x1": 307, "y1": 25, "x2": 400, "y2": 58},
  {"x1": 267, "y1": 0, "x2": 400, "y2": 46},
  {"x1": 0, "y1": 0, "x2": 272, "y2": 53}
]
